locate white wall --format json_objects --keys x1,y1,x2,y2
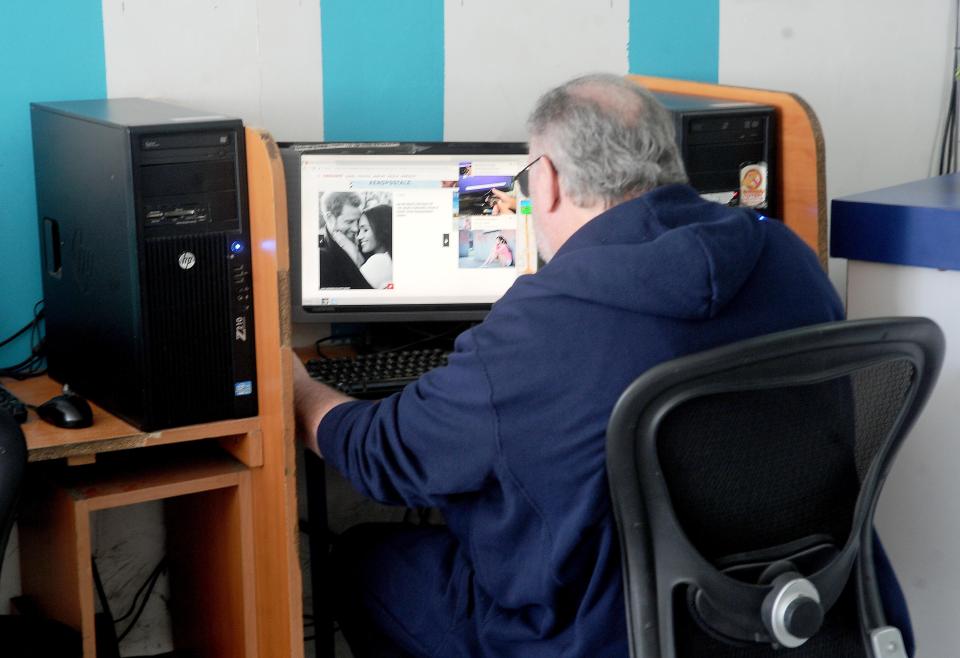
[
  {"x1": 719, "y1": 0, "x2": 955, "y2": 294},
  {"x1": 443, "y1": 0, "x2": 629, "y2": 141},
  {"x1": 846, "y1": 262, "x2": 960, "y2": 658},
  {"x1": 103, "y1": 0, "x2": 325, "y2": 141},
  {"x1": 720, "y1": 0, "x2": 953, "y2": 196},
  {"x1": 102, "y1": 0, "x2": 631, "y2": 143}
]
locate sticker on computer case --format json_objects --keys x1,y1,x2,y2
[
  {"x1": 234, "y1": 381, "x2": 254, "y2": 396},
  {"x1": 739, "y1": 162, "x2": 768, "y2": 208}
]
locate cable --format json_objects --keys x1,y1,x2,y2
[
  {"x1": 379, "y1": 321, "x2": 471, "y2": 355},
  {"x1": 113, "y1": 556, "x2": 168, "y2": 624},
  {"x1": 0, "y1": 301, "x2": 45, "y2": 379},
  {"x1": 116, "y1": 556, "x2": 168, "y2": 642},
  {"x1": 0, "y1": 318, "x2": 35, "y2": 350},
  {"x1": 939, "y1": 0, "x2": 960, "y2": 175},
  {"x1": 0, "y1": 300, "x2": 41, "y2": 348},
  {"x1": 91, "y1": 557, "x2": 116, "y2": 622}
]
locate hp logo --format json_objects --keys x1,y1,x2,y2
[{"x1": 178, "y1": 251, "x2": 196, "y2": 270}]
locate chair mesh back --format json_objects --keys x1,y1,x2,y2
[
  {"x1": 652, "y1": 358, "x2": 916, "y2": 657},
  {"x1": 852, "y1": 361, "x2": 915, "y2": 482},
  {"x1": 657, "y1": 359, "x2": 914, "y2": 564},
  {"x1": 0, "y1": 411, "x2": 28, "y2": 576}
]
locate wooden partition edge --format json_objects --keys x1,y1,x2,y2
[
  {"x1": 18, "y1": 484, "x2": 85, "y2": 641},
  {"x1": 245, "y1": 126, "x2": 304, "y2": 658},
  {"x1": 627, "y1": 74, "x2": 828, "y2": 268},
  {"x1": 74, "y1": 501, "x2": 96, "y2": 658}
]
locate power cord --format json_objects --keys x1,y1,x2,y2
[
  {"x1": 116, "y1": 556, "x2": 168, "y2": 642},
  {"x1": 91, "y1": 555, "x2": 169, "y2": 645},
  {"x1": 0, "y1": 300, "x2": 46, "y2": 379},
  {"x1": 938, "y1": 0, "x2": 960, "y2": 175}
]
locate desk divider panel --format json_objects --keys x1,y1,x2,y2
[{"x1": 245, "y1": 127, "x2": 304, "y2": 658}]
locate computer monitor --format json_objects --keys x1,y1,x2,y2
[{"x1": 281, "y1": 143, "x2": 538, "y2": 324}]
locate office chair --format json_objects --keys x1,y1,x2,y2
[
  {"x1": 606, "y1": 317, "x2": 944, "y2": 658},
  {"x1": 0, "y1": 410, "x2": 27, "y2": 574},
  {"x1": 0, "y1": 409, "x2": 82, "y2": 657}
]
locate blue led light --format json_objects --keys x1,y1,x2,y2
[
  {"x1": 756, "y1": 213, "x2": 768, "y2": 222},
  {"x1": 230, "y1": 240, "x2": 245, "y2": 253}
]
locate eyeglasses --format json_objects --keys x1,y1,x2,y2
[
  {"x1": 513, "y1": 155, "x2": 543, "y2": 197},
  {"x1": 481, "y1": 155, "x2": 544, "y2": 209}
]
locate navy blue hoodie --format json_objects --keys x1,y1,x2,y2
[{"x1": 319, "y1": 184, "x2": 844, "y2": 656}]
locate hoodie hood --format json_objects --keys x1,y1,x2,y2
[{"x1": 530, "y1": 184, "x2": 767, "y2": 320}]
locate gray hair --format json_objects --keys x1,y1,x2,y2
[{"x1": 526, "y1": 73, "x2": 688, "y2": 207}]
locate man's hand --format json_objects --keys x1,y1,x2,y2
[
  {"x1": 490, "y1": 188, "x2": 517, "y2": 215},
  {"x1": 293, "y1": 357, "x2": 354, "y2": 457}
]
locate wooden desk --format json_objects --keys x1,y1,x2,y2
[
  {"x1": 9, "y1": 375, "x2": 262, "y2": 467},
  {"x1": 9, "y1": 128, "x2": 304, "y2": 658}
]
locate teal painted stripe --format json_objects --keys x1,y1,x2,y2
[
  {"x1": 322, "y1": 0, "x2": 444, "y2": 141},
  {"x1": 629, "y1": 0, "x2": 719, "y2": 83},
  {"x1": 0, "y1": 0, "x2": 106, "y2": 363}
]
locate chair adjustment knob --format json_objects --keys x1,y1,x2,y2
[
  {"x1": 783, "y1": 596, "x2": 824, "y2": 639},
  {"x1": 761, "y1": 573, "x2": 822, "y2": 649}
]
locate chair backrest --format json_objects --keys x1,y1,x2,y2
[
  {"x1": 0, "y1": 411, "x2": 27, "y2": 575},
  {"x1": 606, "y1": 317, "x2": 943, "y2": 658}
]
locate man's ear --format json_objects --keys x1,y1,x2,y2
[{"x1": 539, "y1": 156, "x2": 561, "y2": 213}]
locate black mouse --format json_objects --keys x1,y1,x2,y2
[{"x1": 36, "y1": 394, "x2": 94, "y2": 429}]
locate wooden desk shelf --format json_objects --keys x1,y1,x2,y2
[
  {"x1": 10, "y1": 375, "x2": 264, "y2": 467},
  {"x1": 20, "y1": 446, "x2": 256, "y2": 657}
]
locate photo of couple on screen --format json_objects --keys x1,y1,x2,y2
[{"x1": 317, "y1": 191, "x2": 394, "y2": 290}]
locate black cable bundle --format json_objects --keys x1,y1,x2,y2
[
  {"x1": 939, "y1": 1, "x2": 960, "y2": 175},
  {"x1": 939, "y1": 80, "x2": 956, "y2": 175},
  {"x1": 114, "y1": 556, "x2": 169, "y2": 642},
  {"x1": 0, "y1": 301, "x2": 45, "y2": 380},
  {"x1": 93, "y1": 554, "x2": 169, "y2": 646}
]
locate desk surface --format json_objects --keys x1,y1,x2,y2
[
  {"x1": 4, "y1": 375, "x2": 262, "y2": 464},
  {"x1": 831, "y1": 173, "x2": 960, "y2": 271}
]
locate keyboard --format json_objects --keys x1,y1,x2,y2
[
  {"x1": 0, "y1": 383, "x2": 28, "y2": 424},
  {"x1": 306, "y1": 348, "x2": 450, "y2": 397}
]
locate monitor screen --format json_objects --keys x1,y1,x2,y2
[{"x1": 281, "y1": 143, "x2": 538, "y2": 323}]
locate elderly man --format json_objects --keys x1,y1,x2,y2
[{"x1": 294, "y1": 74, "x2": 865, "y2": 656}]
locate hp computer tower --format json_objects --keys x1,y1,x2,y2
[
  {"x1": 655, "y1": 92, "x2": 777, "y2": 216},
  {"x1": 31, "y1": 99, "x2": 257, "y2": 431}
]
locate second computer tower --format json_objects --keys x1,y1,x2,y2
[
  {"x1": 31, "y1": 98, "x2": 258, "y2": 431},
  {"x1": 655, "y1": 92, "x2": 777, "y2": 217}
]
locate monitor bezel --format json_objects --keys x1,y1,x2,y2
[{"x1": 281, "y1": 141, "x2": 530, "y2": 324}]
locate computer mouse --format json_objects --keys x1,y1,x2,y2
[{"x1": 36, "y1": 393, "x2": 94, "y2": 429}]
